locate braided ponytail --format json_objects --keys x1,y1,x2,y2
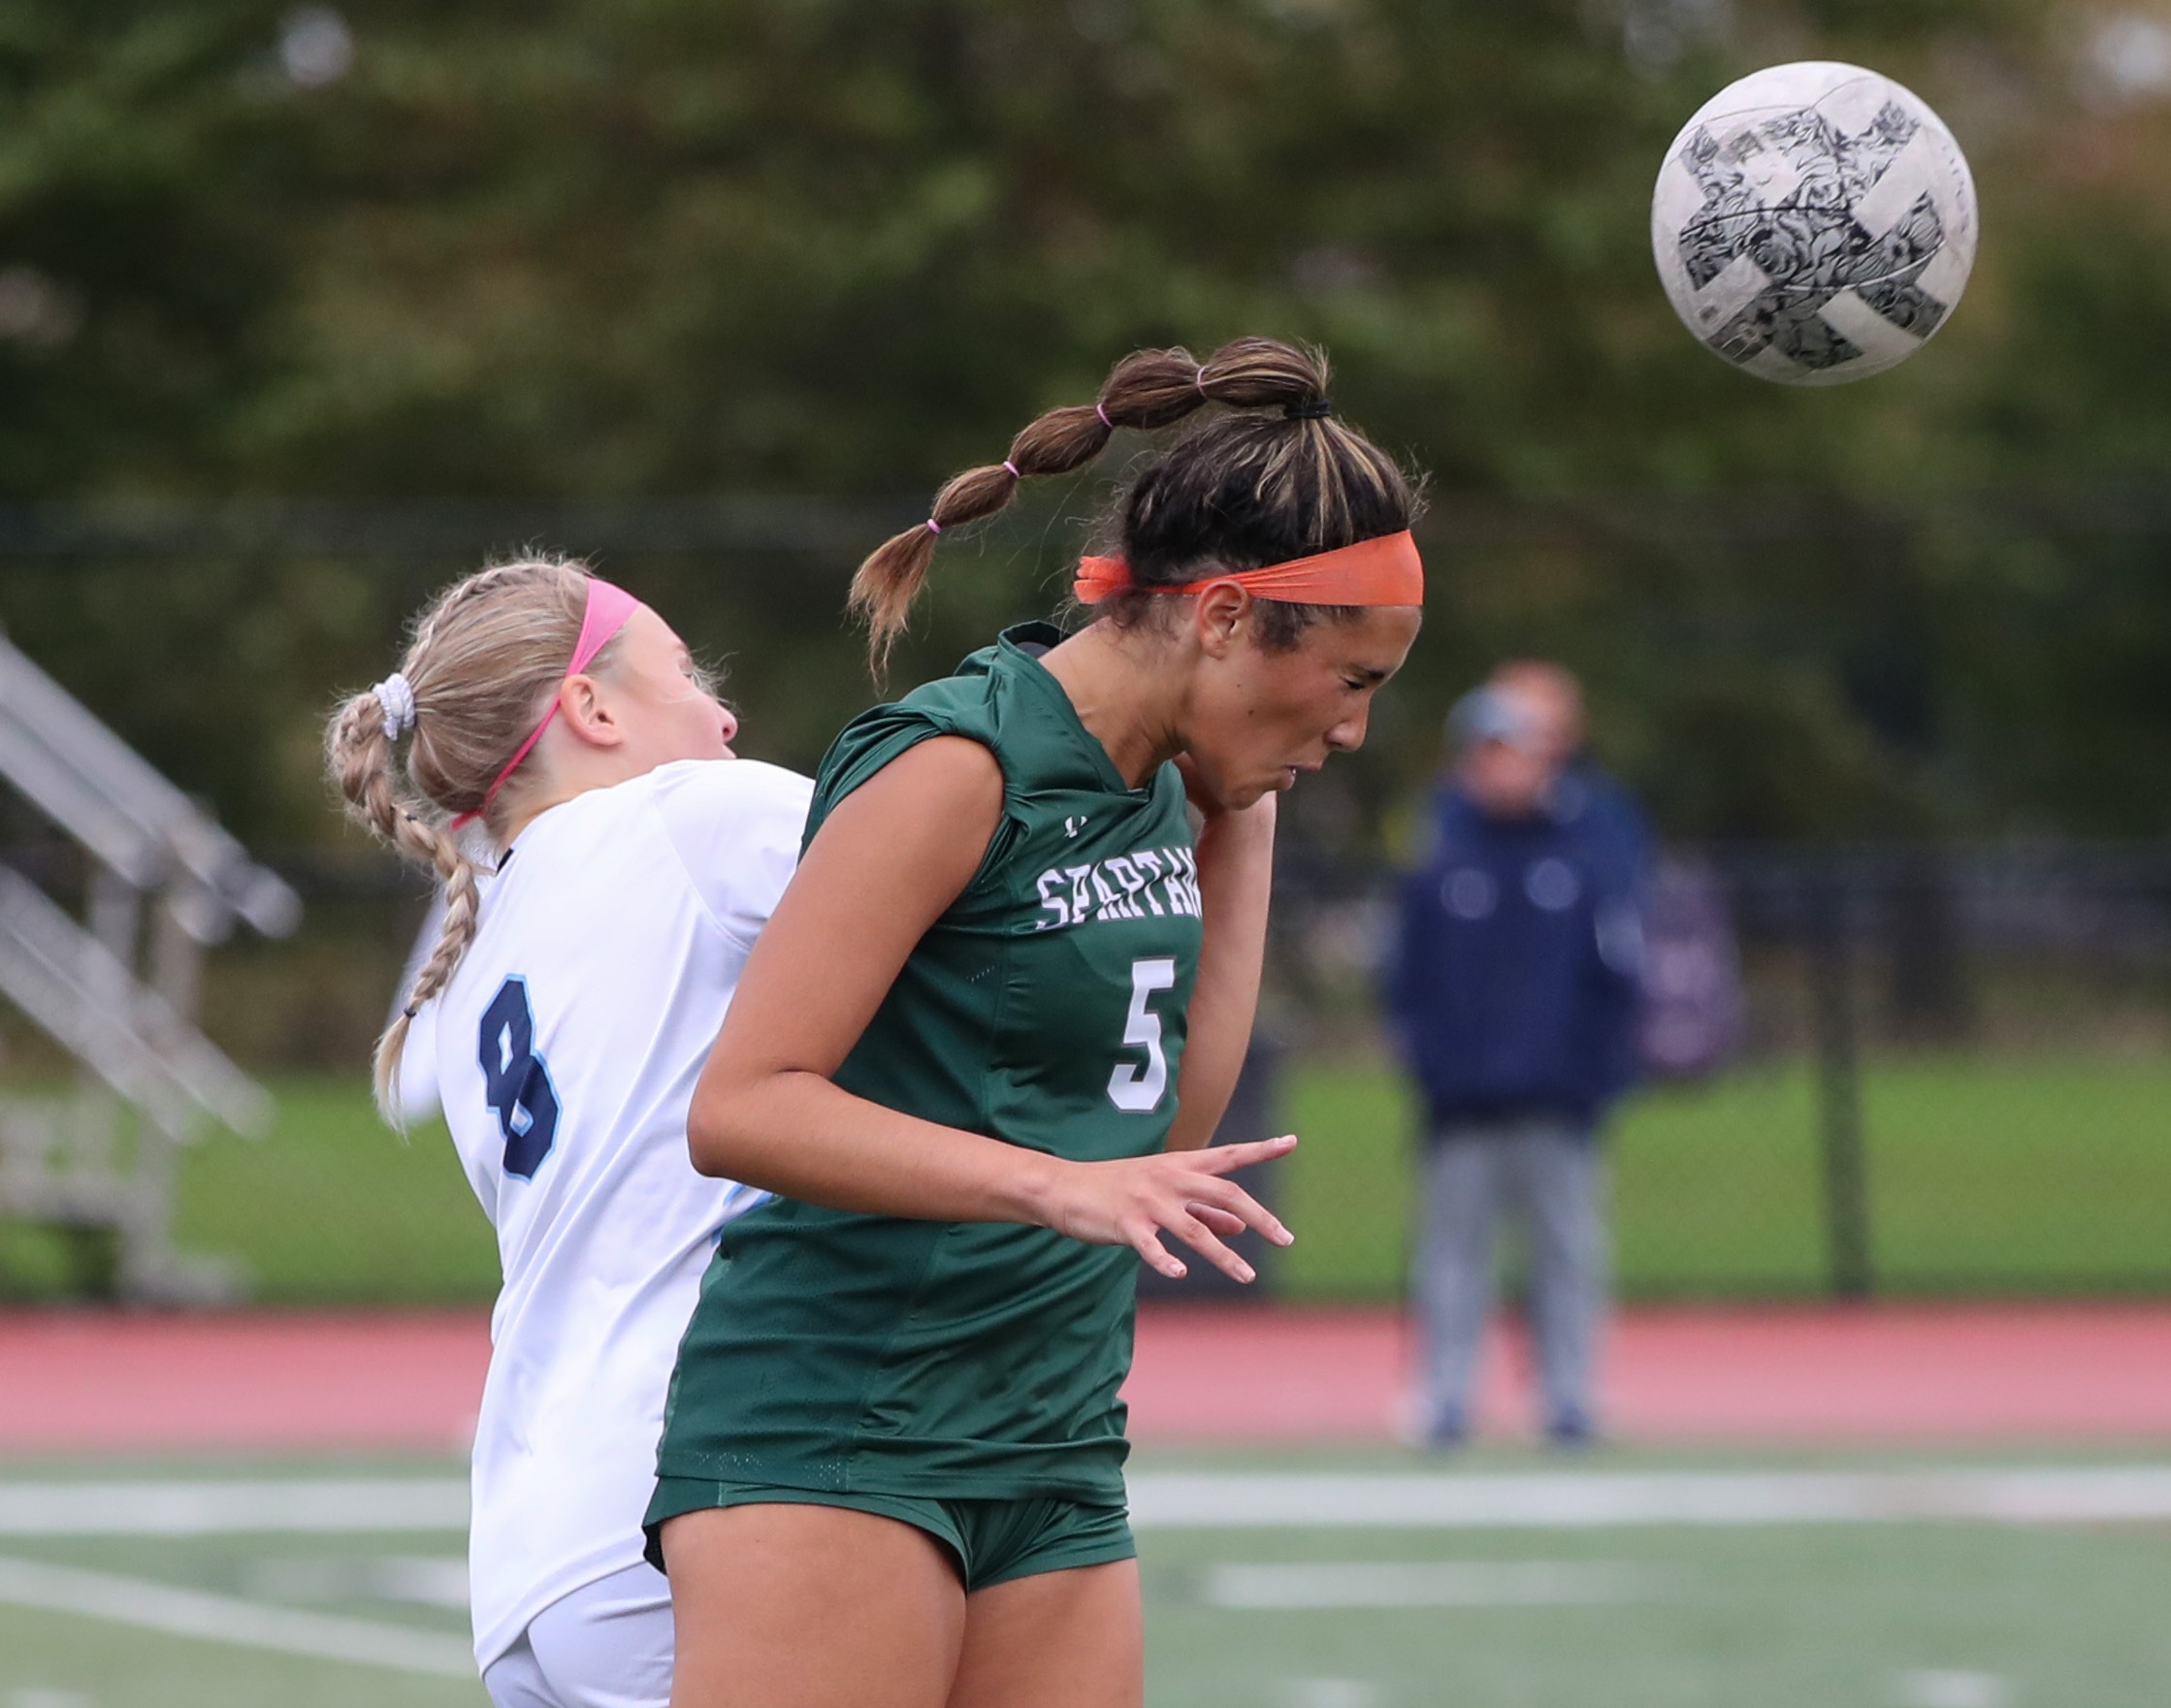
[
  {"x1": 325, "y1": 557, "x2": 601, "y2": 1125},
  {"x1": 849, "y1": 336, "x2": 1410, "y2": 669},
  {"x1": 326, "y1": 691, "x2": 484, "y2": 1122}
]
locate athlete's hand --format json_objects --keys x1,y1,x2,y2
[{"x1": 1029, "y1": 1135, "x2": 1298, "y2": 1283}]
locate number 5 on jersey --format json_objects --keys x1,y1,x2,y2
[
  {"x1": 480, "y1": 977, "x2": 560, "y2": 1179},
  {"x1": 1108, "y1": 956, "x2": 1177, "y2": 1112}
]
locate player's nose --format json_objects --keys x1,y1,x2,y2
[
  {"x1": 717, "y1": 704, "x2": 740, "y2": 745},
  {"x1": 1324, "y1": 705, "x2": 1370, "y2": 752}
]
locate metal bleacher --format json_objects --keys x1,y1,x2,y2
[{"x1": 0, "y1": 629, "x2": 299, "y2": 1301}]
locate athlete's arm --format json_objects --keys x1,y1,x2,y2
[
  {"x1": 688, "y1": 735, "x2": 1292, "y2": 1282},
  {"x1": 1162, "y1": 777, "x2": 1277, "y2": 1152}
]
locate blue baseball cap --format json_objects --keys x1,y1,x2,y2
[{"x1": 1447, "y1": 686, "x2": 1543, "y2": 752}]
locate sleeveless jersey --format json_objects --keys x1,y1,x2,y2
[
  {"x1": 655, "y1": 625, "x2": 1203, "y2": 1504},
  {"x1": 412, "y1": 758, "x2": 811, "y2": 1668}
]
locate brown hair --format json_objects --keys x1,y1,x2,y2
[
  {"x1": 325, "y1": 557, "x2": 623, "y2": 1121},
  {"x1": 850, "y1": 336, "x2": 1420, "y2": 669}
]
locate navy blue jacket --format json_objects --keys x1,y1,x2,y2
[{"x1": 1386, "y1": 768, "x2": 1650, "y2": 1131}]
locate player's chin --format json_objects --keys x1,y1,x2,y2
[
  {"x1": 1192, "y1": 754, "x2": 1296, "y2": 812},
  {"x1": 1243, "y1": 767, "x2": 1302, "y2": 805}
]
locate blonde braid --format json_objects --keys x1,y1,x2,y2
[{"x1": 326, "y1": 688, "x2": 484, "y2": 1124}]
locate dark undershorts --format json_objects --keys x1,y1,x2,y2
[{"x1": 644, "y1": 1476, "x2": 1136, "y2": 1594}]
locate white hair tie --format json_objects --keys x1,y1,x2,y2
[{"x1": 373, "y1": 673, "x2": 417, "y2": 741}]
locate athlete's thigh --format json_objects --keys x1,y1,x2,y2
[
  {"x1": 663, "y1": 1503, "x2": 966, "y2": 1708},
  {"x1": 947, "y1": 1560, "x2": 1143, "y2": 1708}
]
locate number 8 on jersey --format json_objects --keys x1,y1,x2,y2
[{"x1": 480, "y1": 976, "x2": 560, "y2": 1179}]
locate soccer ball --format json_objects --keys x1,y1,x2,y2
[{"x1": 1650, "y1": 61, "x2": 1978, "y2": 386}]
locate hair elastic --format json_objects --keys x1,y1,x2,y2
[
  {"x1": 1002, "y1": 461, "x2": 1021, "y2": 478},
  {"x1": 1284, "y1": 399, "x2": 1334, "y2": 420},
  {"x1": 1095, "y1": 403, "x2": 1113, "y2": 429},
  {"x1": 450, "y1": 575, "x2": 641, "y2": 831},
  {"x1": 924, "y1": 518, "x2": 942, "y2": 534},
  {"x1": 1075, "y1": 529, "x2": 1423, "y2": 608},
  {"x1": 372, "y1": 673, "x2": 416, "y2": 741},
  {"x1": 1195, "y1": 368, "x2": 1210, "y2": 398}
]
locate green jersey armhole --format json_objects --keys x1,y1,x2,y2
[{"x1": 806, "y1": 709, "x2": 1021, "y2": 897}]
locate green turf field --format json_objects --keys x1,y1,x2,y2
[
  {"x1": 0, "y1": 1080, "x2": 500, "y2": 1305},
  {"x1": 123, "y1": 1054, "x2": 2171, "y2": 1304},
  {"x1": 5, "y1": 1052, "x2": 2168, "y2": 1305},
  {"x1": 3, "y1": 1449, "x2": 2168, "y2": 1707},
  {"x1": 1280, "y1": 1051, "x2": 2171, "y2": 1300}
]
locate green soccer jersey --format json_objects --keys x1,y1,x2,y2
[{"x1": 654, "y1": 624, "x2": 1204, "y2": 1503}]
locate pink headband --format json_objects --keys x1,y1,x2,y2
[{"x1": 452, "y1": 576, "x2": 641, "y2": 830}]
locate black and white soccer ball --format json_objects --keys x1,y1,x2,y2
[{"x1": 1651, "y1": 61, "x2": 1978, "y2": 386}]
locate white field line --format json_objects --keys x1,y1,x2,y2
[
  {"x1": 1127, "y1": 1466, "x2": 2171, "y2": 1529},
  {"x1": 1202, "y1": 1560, "x2": 1645, "y2": 1609},
  {"x1": 1279, "y1": 1685, "x2": 1377, "y2": 1708},
  {"x1": 3, "y1": 1466, "x2": 2170, "y2": 1538},
  {"x1": 1895, "y1": 1669, "x2": 2018, "y2": 1708},
  {"x1": 240, "y1": 1553, "x2": 470, "y2": 1611},
  {"x1": 0, "y1": 1554, "x2": 475, "y2": 1678},
  {"x1": 374, "y1": 1555, "x2": 471, "y2": 1611},
  {"x1": 0, "y1": 1479, "x2": 468, "y2": 1536}
]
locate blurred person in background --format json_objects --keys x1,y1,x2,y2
[{"x1": 1386, "y1": 661, "x2": 1649, "y2": 1447}]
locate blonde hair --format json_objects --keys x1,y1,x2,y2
[
  {"x1": 851, "y1": 336, "x2": 1418, "y2": 670},
  {"x1": 326, "y1": 556, "x2": 621, "y2": 1121}
]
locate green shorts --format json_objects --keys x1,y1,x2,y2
[{"x1": 644, "y1": 1476, "x2": 1135, "y2": 1594}]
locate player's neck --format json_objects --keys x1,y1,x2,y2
[
  {"x1": 1038, "y1": 623, "x2": 1185, "y2": 790},
  {"x1": 494, "y1": 741, "x2": 652, "y2": 846}
]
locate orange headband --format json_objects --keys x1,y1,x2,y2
[{"x1": 1074, "y1": 529, "x2": 1423, "y2": 608}]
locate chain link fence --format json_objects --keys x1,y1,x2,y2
[
  {"x1": 9, "y1": 831, "x2": 2160, "y2": 1305},
  {"x1": 1268, "y1": 843, "x2": 2171, "y2": 1303},
  {"x1": 7, "y1": 828, "x2": 2171, "y2": 1305}
]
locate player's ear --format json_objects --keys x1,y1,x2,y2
[
  {"x1": 558, "y1": 674, "x2": 627, "y2": 748},
  {"x1": 1192, "y1": 582, "x2": 1248, "y2": 660}
]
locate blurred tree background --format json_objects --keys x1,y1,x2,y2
[{"x1": 0, "y1": 0, "x2": 2169, "y2": 854}]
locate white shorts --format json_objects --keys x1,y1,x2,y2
[{"x1": 482, "y1": 1562, "x2": 675, "y2": 1708}]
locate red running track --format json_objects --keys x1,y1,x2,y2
[
  {"x1": 1127, "y1": 1303, "x2": 2171, "y2": 1442},
  {"x1": 4, "y1": 1303, "x2": 2170, "y2": 1455}
]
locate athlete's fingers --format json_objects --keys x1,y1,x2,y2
[
  {"x1": 1165, "y1": 1210, "x2": 1255, "y2": 1284},
  {"x1": 1187, "y1": 1203, "x2": 1248, "y2": 1237},
  {"x1": 1130, "y1": 1224, "x2": 1186, "y2": 1279},
  {"x1": 1183, "y1": 1135, "x2": 1298, "y2": 1177},
  {"x1": 1177, "y1": 1174, "x2": 1293, "y2": 1246}
]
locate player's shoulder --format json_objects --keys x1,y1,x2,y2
[
  {"x1": 826, "y1": 623, "x2": 1064, "y2": 761},
  {"x1": 824, "y1": 626, "x2": 1094, "y2": 792},
  {"x1": 837, "y1": 667, "x2": 1004, "y2": 758},
  {"x1": 643, "y1": 759, "x2": 815, "y2": 938},
  {"x1": 644, "y1": 759, "x2": 814, "y2": 865},
  {"x1": 648, "y1": 757, "x2": 814, "y2": 823},
  {"x1": 810, "y1": 682, "x2": 1000, "y2": 833}
]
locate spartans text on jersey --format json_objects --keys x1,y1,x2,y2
[{"x1": 1034, "y1": 845, "x2": 1201, "y2": 929}]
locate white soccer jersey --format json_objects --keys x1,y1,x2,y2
[{"x1": 407, "y1": 757, "x2": 812, "y2": 1671}]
